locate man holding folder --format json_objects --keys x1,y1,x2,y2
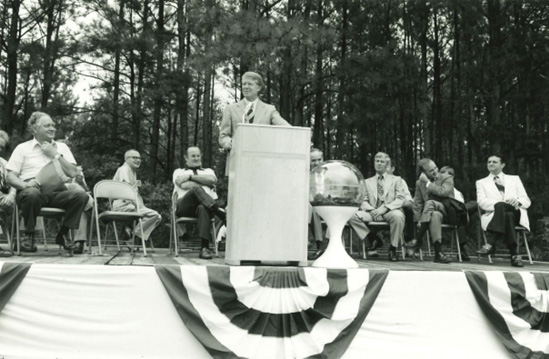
[{"x1": 6, "y1": 112, "x2": 89, "y2": 253}]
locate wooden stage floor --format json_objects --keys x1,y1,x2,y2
[{"x1": 1, "y1": 245, "x2": 547, "y2": 272}]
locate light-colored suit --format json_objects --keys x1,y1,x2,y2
[
  {"x1": 219, "y1": 99, "x2": 290, "y2": 150},
  {"x1": 219, "y1": 99, "x2": 290, "y2": 174},
  {"x1": 476, "y1": 173, "x2": 530, "y2": 231},
  {"x1": 349, "y1": 173, "x2": 406, "y2": 246}
]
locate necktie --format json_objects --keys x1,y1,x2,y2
[
  {"x1": 244, "y1": 103, "x2": 254, "y2": 123},
  {"x1": 376, "y1": 175, "x2": 384, "y2": 208},
  {"x1": 494, "y1": 175, "x2": 505, "y2": 197}
]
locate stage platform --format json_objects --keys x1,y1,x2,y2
[
  {"x1": 0, "y1": 247, "x2": 547, "y2": 359},
  {"x1": 0, "y1": 246, "x2": 547, "y2": 272}
]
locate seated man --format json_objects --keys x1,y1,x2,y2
[
  {"x1": 476, "y1": 155, "x2": 530, "y2": 267},
  {"x1": 348, "y1": 152, "x2": 406, "y2": 261},
  {"x1": 438, "y1": 166, "x2": 476, "y2": 261},
  {"x1": 113, "y1": 150, "x2": 162, "y2": 247},
  {"x1": 6, "y1": 112, "x2": 89, "y2": 253},
  {"x1": 173, "y1": 146, "x2": 226, "y2": 260},
  {"x1": 0, "y1": 130, "x2": 16, "y2": 257},
  {"x1": 309, "y1": 148, "x2": 325, "y2": 259},
  {"x1": 365, "y1": 158, "x2": 414, "y2": 256},
  {"x1": 408, "y1": 158, "x2": 455, "y2": 263}
]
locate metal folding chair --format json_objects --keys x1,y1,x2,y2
[
  {"x1": 169, "y1": 192, "x2": 218, "y2": 257},
  {"x1": 425, "y1": 224, "x2": 462, "y2": 262},
  {"x1": 88, "y1": 180, "x2": 146, "y2": 256},
  {"x1": 11, "y1": 204, "x2": 70, "y2": 255},
  {"x1": 477, "y1": 207, "x2": 533, "y2": 264},
  {"x1": 367, "y1": 221, "x2": 410, "y2": 260}
]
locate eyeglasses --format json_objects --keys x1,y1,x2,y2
[{"x1": 128, "y1": 156, "x2": 141, "y2": 160}]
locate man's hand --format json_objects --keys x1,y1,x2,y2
[
  {"x1": 226, "y1": 138, "x2": 232, "y2": 150},
  {"x1": 40, "y1": 141, "x2": 58, "y2": 158},
  {"x1": 0, "y1": 193, "x2": 15, "y2": 207},
  {"x1": 26, "y1": 179, "x2": 41, "y2": 189},
  {"x1": 371, "y1": 206, "x2": 388, "y2": 220},
  {"x1": 419, "y1": 172, "x2": 429, "y2": 184},
  {"x1": 506, "y1": 198, "x2": 520, "y2": 209}
]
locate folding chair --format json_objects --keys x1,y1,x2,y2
[
  {"x1": 425, "y1": 224, "x2": 462, "y2": 262},
  {"x1": 477, "y1": 207, "x2": 533, "y2": 264},
  {"x1": 169, "y1": 192, "x2": 218, "y2": 257},
  {"x1": 11, "y1": 204, "x2": 71, "y2": 256},
  {"x1": 367, "y1": 221, "x2": 411, "y2": 260},
  {"x1": 88, "y1": 180, "x2": 147, "y2": 256}
]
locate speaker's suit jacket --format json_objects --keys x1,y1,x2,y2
[
  {"x1": 476, "y1": 173, "x2": 530, "y2": 231},
  {"x1": 219, "y1": 99, "x2": 290, "y2": 150}
]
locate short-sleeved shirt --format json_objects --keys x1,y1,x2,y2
[
  {"x1": 172, "y1": 167, "x2": 218, "y2": 200},
  {"x1": 113, "y1": 163, "x2": 144, "y2": 208},
  {"x1": 6, "y1": 138, "x2": 76, "y2": 181}
]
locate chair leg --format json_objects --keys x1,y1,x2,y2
[
  {"x1": 112, "y1": 222, "x2": 121, "y2": 252},
  {"x1": 138, "y1": 220, "x2": 147, "y2": 257},
  {"x1": 94, "y1": 208, "x2": 103, "y2": 256},
  {"x1": 426, "y1": 232, "x2": 432, "y2": 257},
  {"x1": 211, "y1": 220, "x2": 218, "y2": 258},
  {"x1": 522, "y1": 231, "x2": 533, "y2": 264},
  {"x1": 4, "y1": 225, "x2": 12, "y2": 253},
  {"x1": 14, "y1": 206, "x2": 21, "y2": 256},
  {"x1": 42, "y1": 224, "x2": 50, "y2": 252},
  {"x1": 455, "y1": 229, "x2": 462, "y2": 263}
]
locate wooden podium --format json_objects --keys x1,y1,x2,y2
[{"x1": 225, "y1": 124, "x2": 310, "y2": 265}]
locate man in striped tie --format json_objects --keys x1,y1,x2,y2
[
  {"x1": 476, "y1": 155, "x2": 531, "y2": 267},
  {"x1": 348, "y1": 152, "x2": 406, "y2": 262},
  {"x1": 219, "y1": 71, "x2": 290, "y2": 175}
]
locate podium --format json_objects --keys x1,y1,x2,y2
[{"x1": 225, "y1": 124, "x2": 310, "y2": 265}]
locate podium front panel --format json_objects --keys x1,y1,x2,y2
[{"x1": 226, "y1": 124, "x2": 310, "y2": 264}]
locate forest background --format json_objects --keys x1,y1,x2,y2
[{"x1": 1, "y1": 0, "x2": 548, "y2": 256}]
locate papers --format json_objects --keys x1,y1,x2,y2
[{"x1": 35, "y1": 161, "x2": 67, "y2": 194}]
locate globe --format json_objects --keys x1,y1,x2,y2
[{"x1": 310, "y1": 160, "x2": 366, "y2": 208}]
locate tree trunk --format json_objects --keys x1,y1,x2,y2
[
  {"x1": 4, "y1": 0, "x2": 21, "y2": 134},
  {"x1": 176, "y1": 0, "x2": 189, "y2": 164},
  {"x1": 151, "y1": 0, "x2": 165, "y2": 173},
  {"x1": 112, "y1": 0, "x2": 125, "y2": 141}
]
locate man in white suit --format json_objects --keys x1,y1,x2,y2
[
  {"x1": 476, "y1": 155, "x2": 530, "y2": 267},
  {"x1": 219, "y1": 71, "x2": 290, "y2": 174},
  {"x1": 348, "y1": 152, "x2": 406, "y2": 261}
]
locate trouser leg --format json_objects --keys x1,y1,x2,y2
[
  {"x1": 383, "y1": 210, "x2": 405, "y2": 248},
  {"x1": 16, "y1": 187, "x2": 46, "y2": 234},
  {"x1": 49, "y1": 190, "x2": 90, "y2": 229}
]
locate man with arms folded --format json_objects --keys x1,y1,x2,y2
[
  {"x1": 476, "y1": 155, "x2": 530, "y2": 267},
  {"x1": 173, "y1": 146, "x2": 226, "y2": 260},
  {"x1": 348, "y1": 152, "x2": 406, "y2": 262},
  {"x1": 6, "y1": 112, "x2": 89, "y2": 253}
]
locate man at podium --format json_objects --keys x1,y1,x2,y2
[{"x1": 219, "y1": 71, "x2": 290, "y2": 173}]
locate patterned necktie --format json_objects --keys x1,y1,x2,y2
[
  {"x1": 244, "y1": 103, "x2": 254, "y2": 123},
  {"x1": 376, "y1": 175, "x2": 384, "y2": 208},
  {"x1": 494, "y1": 175, "x2": 505, "y2": 197}
]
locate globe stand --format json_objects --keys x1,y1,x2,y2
[{"x1": 312, "y1": 206, "x2": 358, "y2": 268}]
